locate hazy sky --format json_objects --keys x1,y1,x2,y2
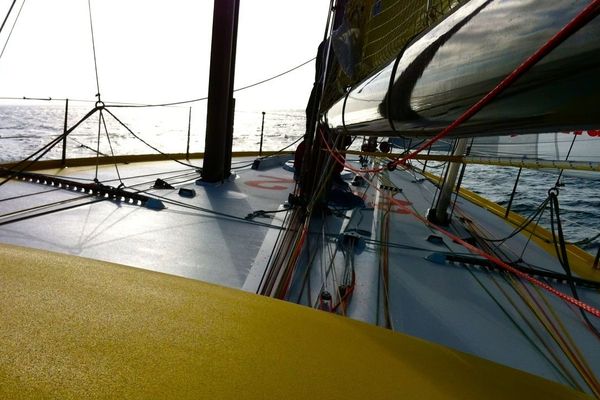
[{"x1": 0, "y1": 0, "x2": 330, "y2": 110}]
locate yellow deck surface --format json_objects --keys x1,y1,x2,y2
[{"x1": 0, "y1": 243, "x2": 591, "y2": 399}]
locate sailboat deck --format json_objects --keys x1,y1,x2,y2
[
  {"x1": 1, "y1": 155, "x2": 599, "y2": 394},
  {"x1": 0, "y1": 157, "x2": 294, "y2": 288}
]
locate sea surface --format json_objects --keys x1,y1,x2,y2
[{"x1": 1, "y1": 103, "x2": 598, "y2": 252}]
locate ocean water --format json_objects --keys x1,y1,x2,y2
[
  {"x1": 1, "y1": 103, "x2": 598, "y2": 251},
  {"x1": 0, "y1": 103, "x2": 305, "y2": 161}
]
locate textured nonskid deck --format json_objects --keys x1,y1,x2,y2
[{"x1": 0, "y1": 243, "x2": 589, "y2": 399}]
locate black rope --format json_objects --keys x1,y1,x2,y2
[
  {"x1": 256, "y1": 135, "x2": 304, "y2": 160},
  {"x1": 478, "y1": 196, "x2": 551, "y2": 244},
  {"x1": 0, "y1": 198, "x2": 106, "y2": 227},
  {"x1": 103, "y1": 108, "x2": 200, "y2": 170},
  {"x1": 572, "y1": 232, "x2": 600, "y2": 247},
  {"x1": 69, "y1": 136, "x2": 109, "y2": 157},
  {"x1": 548, "y1": 188, "x2": 600, "y2": 337}
]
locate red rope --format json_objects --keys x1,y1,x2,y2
[
  {"x1": 320, "y1": 122, "x2": 600, "y2": 318},
  {"x1": 407, "y1": 208, "x2": 600, "y2": 319}
]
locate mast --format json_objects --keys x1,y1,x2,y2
[
  {"x1": 428, "y1": 138, "x2": 468, "y2": 225},
  {"x1": 202, "y1": 0, "x2": 240, "y2": 182}
]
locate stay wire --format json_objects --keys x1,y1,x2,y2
[
  {"x1": 555, "y1": 133, "x2": 578, "y2": 187},
  {"x1": 0, "y1": 0, "x2": 17, "y2": 35},
  {"x1": 94, "y1": 109, "x2": 102, "y2": 181},
  {"x1": 99, "y1": 110, "x2": 124, "y2": 186},
  {"x1": 105, "y1": 58, "x2": 316, "y2": 108},
  {"x1": 87, "y1": 0, "x2": 101, "y2": 98},
  {"x1": 0, "y1": 107, "x2": 99, "y2": 188},
  {"x1": 0, "y1": 0, "x2": 25, "y2": 62}
]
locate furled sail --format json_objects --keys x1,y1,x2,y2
[{"x1": 324, "y1": 0, "x2": 600, "y2": 138}]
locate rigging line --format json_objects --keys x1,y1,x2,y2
[
  {"x1": 0, "y1": 186, "x2": 61, "y2": 203},
  {"x1": 469, "y1": 195, "x2": 551, "y2": 244},
  {"x1": 256, "y1": 135, "x2": 304, "y2": 161},
  {"x1": 0, "y1": 197, "x2": 105, "y2": 227},
  {"x1": 533, "y1": 284, "x2": 600, "y2": 394},
  {"x1": 99, "y1": 110, "x2": 124, "y2": 185},
  {"x1": 234, "y1": 58, "x2": 316, "y2": 92},
  {"x1": 258, "y1": 207, "x2": 294, "y2": 294},
  {"x1": 516, "y1": 197, "x2": 549, "y2": 262},
  {"x1": 506, "y1": 274, "x2": 591, "y2": 391},
  {"x1": 321, "y1": 135, "x2": 600, "y2": 319},
  {"x1": 69, "y1": 136, "x2": 109, "y2": 157},
  {"x1": 0, "y1": 191, "x2": 93, "y2": 220},
  {"x1": 0, "y1": 106, "x2": 99, "y2": 188},
  {"x1": 0, "y1": 0, "x2": 25, "y2": 62},
  {"x1": 87, "y1": 0, "x2": 101, "y2": 97},
  {"x1": 146, "y1": 192, "x2": 287, "y2": 231},
  {"x1": 0, "y1": 0, "x2": 17, "y2": 35},
  {"x1": 102, "y1": 108, "x2": 200, "y2": 169},
  {"x1": 465, "y1": 264, "x2": 576, "y2": 386},
  {"x1": 555, "y1": 133, "x2": 578, "y2": 186},
  {"x1": 494, "y1": 274, "x2": 584, "y2": 389},
  {"x1": 549, "y1": 192, "x2": 600, "y2": 338},
  {"x1": 105, "y1": 57, "x2": 316, "y2": 109},
  {"x1": 94, "y1": 109, "x2": 102, "y2": 181},
  {"x1": 518, "y1": 279, "x2": 600, "y2": 396}
]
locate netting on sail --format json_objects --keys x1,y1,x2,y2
[{"x1": 322, "y1": 0, "x2": 459, "y2": 110}]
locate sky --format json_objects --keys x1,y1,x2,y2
[{"x1": 0, "y1": 0, "x2": 330, "y2": 110}]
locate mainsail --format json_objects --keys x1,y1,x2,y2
[
  {"x1": 323, "y1": 0, "x2": 600, "y2": 137},
  {"x1": 321, "y1": 0, "x2": 458, "y2": 111}
]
